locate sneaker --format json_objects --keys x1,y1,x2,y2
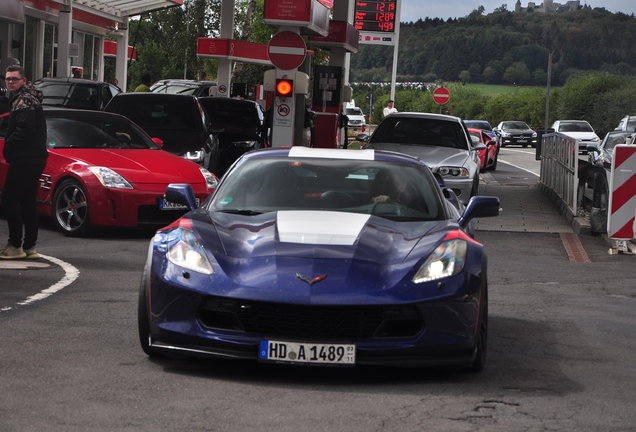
[
  {"x1": 23, "y1": 247, "x2": 40, "y2": 259},
  {"x1": 0, "y1": 243, "x2": 27, "y2": 259}
]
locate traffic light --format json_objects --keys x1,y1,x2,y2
[{"x1": 275, "y1": 78, "x2": 293, "y2": 98}]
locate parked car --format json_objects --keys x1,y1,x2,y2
[
  {"x1": 138, "y1": 146, "x2": 500, "y2": 371},
  {"x1": 345, "y1": 105, "x2": 366, "y2": 132},
  {"x1": 197, "y1": 97, "x2": 268, "y2": 174},
  {"x1": 33, "y1": 77, "x2": 121, "y2": 110},
  {"x1": 0, "y1": 109, "x2": 218, "y2": 236},
  {"x1": 358, "y1": 113, "x2": 484, "y2": 204},
  {"x1": 468, "y1": 128, "x2": 499, "y2": 172},
  {"x1": 615, "y1": 115, "x2": 636, "y2": 132},
  {"x1": 550, "y1": 120, "x2": 600, "y2": 153},
  {"x1": 494, "y1": 121, "x2": 538, "y2": 147},
  {"x1": 104, "y1": 93, "x2": 222, "y2": 174},
  {"x1": 587, "y1": 131, "x2": 634, "y2": 170},
  {"x1": 150, "y1": 79, "x2": 217, "y2": 97}
]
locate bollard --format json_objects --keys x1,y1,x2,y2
[{"x1": 590, "y1": 171, "x2": 607, "y2": 234}]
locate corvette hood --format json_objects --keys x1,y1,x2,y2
[
  {"x1": 200, "y1": 210, "x2": 451, "y2": 265},
  {"x1": 366, "y1": 142, "x2": 471, "y2": 168},
  {"x1": 51, "y1": 148, "x2": 205, "y2": 184}
]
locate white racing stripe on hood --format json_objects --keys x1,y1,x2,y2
[
  {"x1": 288, "y1": 146, "x2": 375, "y2": 160},
  {"x1": 277, "y1": 211, "x2": 371, "y2": 245}
]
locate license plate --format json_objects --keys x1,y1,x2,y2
[
  {"x1": 518, "y1": 139, "x2": 527, "y2": 143},
  {"x1": 159, "y1": 198, "x2": 199, "y2": 210},
  {"x1": 259, "y1": 340, "x2": 356, "y2": 365}
]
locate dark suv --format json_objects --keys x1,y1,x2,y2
[
  {"x1": 198, "y1": 97, "x2": 268, "y2": 174},
  {"x1": 34, "y1": 77, "x2": 121, "y2": 110},
  {"x1": 104, "y1": 93, "x2": 221, "y2": 174},
  {"x1": 150, "y1": 79, "x2": 217, "y2": 97}
]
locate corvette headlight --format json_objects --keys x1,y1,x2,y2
[
  {"x1": 199, "y1": 167, "x2": 218, "y2": 190},
  {"x1": 183, "y1": 150, "x2": 205, "y2": 163},
  {"x1": 87, "y1": 167, "x2": 133, "y2": 189},
  {"x1": 412, "y1": 239, "x2": 467, "y2": 283},
  {"x1": 167, "y1": 228, "x2": 214, "y2": 275},
  {"x1": 437, "y1": 166, "x2": 469, "y2": 177}
]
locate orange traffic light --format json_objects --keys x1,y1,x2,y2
[{"x1": 276, "y1": 79, "x2": 293, "y2": 97}]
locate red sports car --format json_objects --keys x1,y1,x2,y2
[
  {"x1": 468, "y1": 128, "x2": 499, "y2": 173},
  {"x1": 0, "y1": 109, "x2": 218, "y2": 236}
]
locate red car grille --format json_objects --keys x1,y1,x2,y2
[{"x1": 199, "y1": 296, "x2": 423, "y2": 339}]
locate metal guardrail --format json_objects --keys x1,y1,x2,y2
[{"x1": 539, "y1": 132, "x2": 579, "y2": 215}]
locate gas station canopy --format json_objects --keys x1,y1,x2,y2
[{"x1": 52, "y1": 0, "x2": 184, "y2": 21}]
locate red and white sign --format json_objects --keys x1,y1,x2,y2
[
  {"x1": 263, "y1": 0, "x2": 329, "y2": 36},
  {"x1": 608, "y1": 145, "x2": 636, "y2": 239},
  {"x1": 268, "y1": 31, "x2": 307, "y2": 71},
  {"x1": 433, "y1": 87, "x2": 450, "y2": 105},
  {"x1": 197, "y1": 38, "x2": 271, "y2": 65}
]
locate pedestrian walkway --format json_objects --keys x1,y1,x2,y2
[{"x1": 475, "y1": 171, "x2": 573, "y2": 233}]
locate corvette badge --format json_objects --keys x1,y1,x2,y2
[{"x1": 295, "y1": 273, "x2": 327, "y2": 286}]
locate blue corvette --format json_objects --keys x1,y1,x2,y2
[{"x1": 138, "y1": 147, "x2": 500, "y2": 371}]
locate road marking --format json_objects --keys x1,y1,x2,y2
[
  {"x1": 1, "y1": 254, "x2": 80, "y2": 312},
  {"x1": 498, "y1": 159, "x2": 540, "y2": 177}
]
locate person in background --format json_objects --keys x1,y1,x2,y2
[
  {"x1": 111, "y1": 77, "x2": 121, "y2": 91},
  {"x1": 134, "y1": 73, "x2": 152, "y2": 92},
  {"x1": 0, "y1": 65, "x2": 48, "y2": 260},
  {"x1": 383, "y1": 100, "x2": 398, "y2": 117}
]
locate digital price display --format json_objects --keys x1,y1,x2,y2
[{"x1": 354, "y1": 0, "x2": 397, "y2": 33}]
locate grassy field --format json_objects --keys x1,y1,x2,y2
[{"x1": 464, "y1": 83, "x2": 532, "y2": 96}]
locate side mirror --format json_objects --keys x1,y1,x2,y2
[
  {"x1": 486, "y1": 140, "x2": 497, "y2": 146},
  {"x1": 458, "y1": 196, "x2": 501, "y2": 229},
  {"x1": 355, "y1": 133, "x2": 370, "y2": 143},
  {"x1": 165, "y1": 183, "x2": 198, "y2": 211},
  {"x1": 151, "y1": 137, "x2": 164, "y2": 148}
]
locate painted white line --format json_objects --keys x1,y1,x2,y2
[
  {"x1": 14, "y1": 254, "x2": 80, "y2": 307},
  {"x1": 498, "y1": 159, "x2": 540, "y2": 177}
]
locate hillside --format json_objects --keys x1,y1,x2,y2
[{"x1": 349, "y1": 8, "x2": 636, "y2": 86}]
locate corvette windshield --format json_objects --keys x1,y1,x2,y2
[{"x1": 211, "y1": 157, "x2": 443, "y2": 221}]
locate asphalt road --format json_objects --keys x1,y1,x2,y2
[{"x1": 1, "y1": 148, "x2": 635, "y2": 432}]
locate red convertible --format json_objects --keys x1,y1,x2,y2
[
  {"x1": 0, "y1": 109, "x2": 218, "y2": 236},
  {"x1": 468, "y1": 128, "x2": 499, "y2": 173}
]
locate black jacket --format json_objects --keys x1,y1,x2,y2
[{"x1": 4, "y1": 82, "x2": 48, "y2": 165}]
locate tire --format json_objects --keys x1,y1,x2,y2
[
  {"x1": 52, "y1": 179, "x2": 91, "y2": 237},
  {"x1": 470, "y1": 175, "x2": 479, "y2": 198},
  {"x1": 138, "y1": 260, "x2": 162, "y2": 358},
  {"x1": 467, "y1": 259, "x2": 488, "y2": 373},
  {"x1": 488, "y1": 155, "x2": 498, "y2": 171}
]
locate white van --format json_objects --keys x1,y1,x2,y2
[{"x1": 344, "y1": 103, "x2": 366, "y2": 132}]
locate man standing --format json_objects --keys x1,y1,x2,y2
[
  {"x1": 0, "y1": 66, "x2": 48, "y2": 259},
  {"x1": 134, "y1": 73, "x2": 152, "y2": 92},
  {"x1": 383, "y1": 100, "x2": 398, "y2": 117}
]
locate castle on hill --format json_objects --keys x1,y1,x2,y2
[{"x1": 514, "y1": 0, "x2": 592, "y2": 13}]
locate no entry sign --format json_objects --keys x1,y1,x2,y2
[
  {"x1": 268, "y1": 31, "x2": 307, "y2": 71},
  {"x1": 433, "y1": 87, "x2": 450, "y2": 105}
]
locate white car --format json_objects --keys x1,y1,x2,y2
[
  {"x1": 345, "y1": 106, "x2": 366, "y2": 132},
  {"x1": 551, "y1": 120, "x2": 600, "y2": 152}
]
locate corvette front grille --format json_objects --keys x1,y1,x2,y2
[{"x1": 199, "y1": 296, "x2": 423, "y2": 339}]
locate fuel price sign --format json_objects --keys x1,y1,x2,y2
[{"x1": 354, "y1": 0, "x2": 398, "y2": 33}]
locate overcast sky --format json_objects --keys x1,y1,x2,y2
[{"x1": 400, "y1": 1, "x2": 636, "y2": 22}]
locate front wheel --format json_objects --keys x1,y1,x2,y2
[
  {"x1": 138, "y1": 261, "x2": 162, "y2": 358},
  {"x1": 467, "y1": 260, "x2": 488, "y2": 372},
  {"x1": 52, "y1": 179, "x2": 91, "y2": 237}
]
